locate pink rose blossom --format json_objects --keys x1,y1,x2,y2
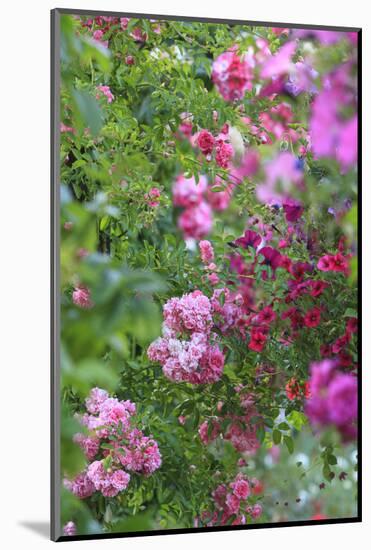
[
  {"x1": 72, "y1": 286, "x2": 93, "y2": 309},
  {"x1": 199, "y1": 240, "x2": 214, "y2": 264}
]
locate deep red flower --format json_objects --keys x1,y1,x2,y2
[
  {"x1": 290, "y1": 261, "x2": 312, "y2": 280},
  {"x1": 248, "y1": 328, "x2": 268, "y2": 352},
  {"x1": 259, "y1": 247, "x2": 282, "y2": 270},
  {"x1": 251, "y1": 478, "x2": 264, "y2": 495},
  {"x1": 257, "y1": 306, "x2": 276, "y2": 325},
  {"x1": 235, "y1": 229, "x2": 262, "y2": 250},
  {"x1": 286, "y1": 378, "x2": 311, "y2": 400},
  {"x1": 331, "y1": 332, "x2": 351, "y2": 353},
  {"x1": 304, "y1": 307, "x2": 321, "y2": 328},
  {"x1": 309, "y1": 279, "x2": 328, "y2": 297},
  {"x1": 197, "y1": 130, "x2": 215, "y2": 155},
  {"x1": 279, "y1": 255, "x2": 292, "y2": 271},
  {"x1": 283, "y1": 199, "x2": 304, "y2": 222},
  {"x1": 346, "y1": 317, "x2": 358, "y2": 334},
  {"x1": 320, "y1": 343, "x2": 332, "y2": 357},
  {"x1": 282, "y1": 307, "x2": 303, "y2": 330},
  {"x1": 311, "y1": 513, "x2": 327, "y2": 520},
  {"x1": 338, "y1": 350, "x2": 353, "y2": 367},
  {"x1": 331, "y1": 252, "x2": 349, "y2": 273}
]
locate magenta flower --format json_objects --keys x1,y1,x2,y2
[
  {"x1": 258, "y1": 246, "x2": 282, "y2": 271},
  {"x1": 199, "y1": 240, "x2": 214, "y2": 264},
  {"x1": 305, "y1": 360, "x2": 357, "y2": 441},
  {"x1": 96, "y1": 85, "x2": 114, "y2": 103},
  {"x1": 172, "y1": 174, "x2": 207, "y2": 208},
  {"x1": 282, "y1": 199, "x2": 304, "y2": 222},
  {"x1": 215, "y1": 140, "x2": 234, "y2": 168},
  {"x1": 178, "y1": 201, "x2": 213, "y2": 240},
  {"x1": 212, "y1": 51, "x2": 254, "y2": 101},
  {"x1": 196, "y1": 129, "x2": 215, "y2": 155},
  {"x1": 303, "y1": 307, "x2": 321, "y2": 328},
  {"x1": 63, "y1": 521, "x2": 76, "y2": 536},
  {"x1": 260, "y1": 41, "x2": 296, "y2": 79}
]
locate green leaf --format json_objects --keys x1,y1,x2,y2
[
  {"x1": 256, "y1": 425, "x2": 265, "y2": 444},
  {"x1": 273, "y1": 429, "x2": 282, "y2": 445},
  {"x1": 283, "y1": 435, "x2": 294, "y2": 454},
  {"x1": 71, "y1": 89, "x2": 104, "y2": 136}
]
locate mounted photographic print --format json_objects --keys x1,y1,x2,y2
[{"x1": 51, "y1": 8, "x2": 361, "y2": 542}]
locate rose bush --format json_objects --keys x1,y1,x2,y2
[{"x1": 59, "y1": 14, "x2": 358, "y2": 537}]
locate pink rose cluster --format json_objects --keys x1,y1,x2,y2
[
  {"x1": 147, "y1": 290, "x2": 225, "y2": 384},
  {"x1": 212, "y1": 51, "x2": 254, "y2": 102},
  {"x1": 64, "y1": 388, "x2": 161, "y2": 500},
  {"x1": 305, "y1": 360, "x2": 358, "y2": 441},
  {"x1": 198, "y1": 389, "x2": 261, "y2": 453},
  {"x1": 197, "y1": 474, "x2": 263, "y2": 527},
  {"x1": 63, "y1": 521, "x2": 76, "y2": 536},
  {"x1": 72, "y1": 285, "x2": 93, "y2": 309},
  {"x1": 96, "y1": 85, "x2": 114, "y2": 103},
  {"x1": 173, "y1": 174, "x2": 232, "y2": 240},
  {"x1": 195, "y1": 128, "x2": 234, "y2": 169},
  {"x1": 199, "y1": 416, "x2": 260, "y2": 454},
  {"x1": 81, "y1": 16, "x2": 156, "y2": 48}
]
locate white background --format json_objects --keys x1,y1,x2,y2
[{"x1": 1, "y1": 0, "x2": 368, "y2": 547}]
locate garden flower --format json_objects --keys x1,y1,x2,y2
[
  {"x1": 248, "y1": 327, "x2": 268, "y2": 352},
  {"x1": 59, "y1": 16, "x2": 358, "y2": 533},
  {"x1": 305, "y1": 360, "x2": 357, "y2": 441},
  {"x1": 202, "y1": 473, "x2": 261, "y2": 527},
  {"x1": 198, "y1": 419, "x2": 221, "y2": 445},
  {"x1": 146, "y1": 187, "x2": 161, "y2": 207},
  {"x1": 256, "y1": 152, "x2": 304, "y2": 205},
  {"x1": 235, "y1": 229, "x2": 262, "y2": 250},
  {"x1": 63, "y1": 521, "x2": 77, "y2": 536},
  {"x1": 73, "y1": 433, "x2": 100, "y2": 460},
  {"x1": 212, "y1": 51, "x2": 254, "y2": 101},
  {"x1": 250, "y1": 503, "x2": 263, "y2": 519},
  {"x1": 346, "y1": 317, "x2": 358, "y2": 334},
  {"x1": 231, "y1": 477, "x2": 251, "y2": 499},
  {"x1": 96, "y1": 85, "x2": 114, "y2": 103},
  {"x1": 92, "y1": 29, "x2": 108, "y2": 48},
  {"x1": 199, "y1": 240, "x2": 214, "y2": 264},
  {"x1": 286, "y1": 378, "x2": 310, "y2": 400},
  {"x1": 308, "y1": 280, "x2": 328, "y2": 297},
  {"x1": 172, "y1": 174, "x2": 207, "y2": 208},
  {"x1": 72, "y1": 286, "x2": 93, "y2": 309},
  {"x1": 196, "y1": 130, "x2": 215, "y2": 155},
  {"x1": 259, "y1": 246, "x2": 283, "y2": 272},
  {"x1": 206, "y1": 177, "x2": 232, "y2": 211},
  {"x1": 87, "y1": 461, "x2": 130, "y2": 497},
  {"x1": 178, "y1": 201, "x2": 213, "y2": 240},
  {"x1": 215, "y1": 140, "x2": 234, "y2": 168},
  {"x1": 65, "y1": 388, "x2": 161, "y2": 501},
  {"x1": 148, "y1": 291, "x2": 225, "y2": 384},
  {"x1": 282, "y1": 199, "x2": 304, "y2": 222},
  {"x1": 64, "y1": 472, "x2": 95, "y2": 499},
  {"x1": 125, "y1": 55, "x2": 135, "y2": 65},
  {"x1": 303, "y1": 307, "x2": 321, "y2": 328},
  {"x1": 260, "y1": 41, "x2": 296, "y2": 79},
  {"x1": 231, "y1": 149, "x2": 260, "y2": 183},
  {"x1": 257, "y1": 306, "x2": 276, "y2": 325},
  {"x1": 317, "y1": 253, "x2": 349, "y2": 273},
  {"x1": 309, "y1": 66, "x2": 357, "y2": 171}
]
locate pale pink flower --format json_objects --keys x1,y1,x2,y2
[
  {"x1": 63, "y1": 521, "x2": 76, "y2": 536},
  {"x1": 199, "y1": 240, "x2": 214, "y2": 264},
  {"x1": 72, "y1": 286, "x2": 93, "y2": 309}
]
